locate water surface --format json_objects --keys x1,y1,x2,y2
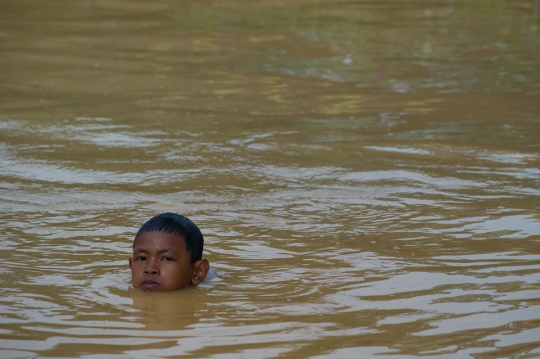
[{"x1": 1, "y1": 0, "x2": 540, "y2": 357}]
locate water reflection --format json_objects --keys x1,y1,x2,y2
[{"x1": 130, "y1": 289, "x2": 207, "y2": 331}]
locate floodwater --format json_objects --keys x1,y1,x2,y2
[{"x1": 1, "y1": 0, "x2": 540, "y2": 357}]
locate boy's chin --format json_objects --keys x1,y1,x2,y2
[{"x1": 139, "y1": 286, "x2": 161, "y2": 292}]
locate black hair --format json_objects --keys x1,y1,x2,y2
[{"x1": 134, "y1": 212, "x2": 204, "y2": 264}]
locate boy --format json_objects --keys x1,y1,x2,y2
[{"x1": 129, "y1": 212, "x2": 215, "y2": 292}]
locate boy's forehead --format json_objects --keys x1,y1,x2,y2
[{"x1": 133, "y1": 231, "x2": 186, "y2": 247}]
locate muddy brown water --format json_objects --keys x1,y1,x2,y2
[{"x1": 1, "y1": 0, "x2": 540, "y2": 358}]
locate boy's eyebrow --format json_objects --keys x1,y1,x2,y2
[
  {"x1": 158, "y1": 248, "x2": 178, "y2": 255},
  {"x1": 133, "y1": 248, "x2": 179, "y2": 254}
]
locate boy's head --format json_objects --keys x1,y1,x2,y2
[{"x1": 129, "y1": 212, "x2": 209, "y2": 292}]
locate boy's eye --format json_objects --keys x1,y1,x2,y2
[
  {"x1": 135, "y1": 256, "x2": 146, "y2": 261},
  {"x1": 162, "y1": 257, "x2": 174, "y2": 261}
]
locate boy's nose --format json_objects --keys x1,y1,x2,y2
[
  {"x1": 144, "y1": 260, "x2": 160, "y2": 275},
  {"x1": 144, "y1": 268, "x2": 159, "y2": 275}
]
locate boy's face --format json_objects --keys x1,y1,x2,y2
[{"x1": 129, "y1": 231, "x2": 196, "y2": 291}]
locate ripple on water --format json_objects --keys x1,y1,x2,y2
[{"x1": 1, "y1": 0, "x2": 540, "y2": 356}]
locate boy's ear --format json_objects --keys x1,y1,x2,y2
[
  {"x1": 129, "y1": 257, "x2": 133, "y2": 270},
  {"x1": 191, "y1": 259, "x2": 210, "y2": 286}
]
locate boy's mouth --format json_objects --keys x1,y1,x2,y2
[{"x1": 140, "y1": 279, "x2": 160, "y2": 290}]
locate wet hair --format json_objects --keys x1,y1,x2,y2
[{"x1": 134, "y1": 212, "x2": 204, "y2": 264}]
